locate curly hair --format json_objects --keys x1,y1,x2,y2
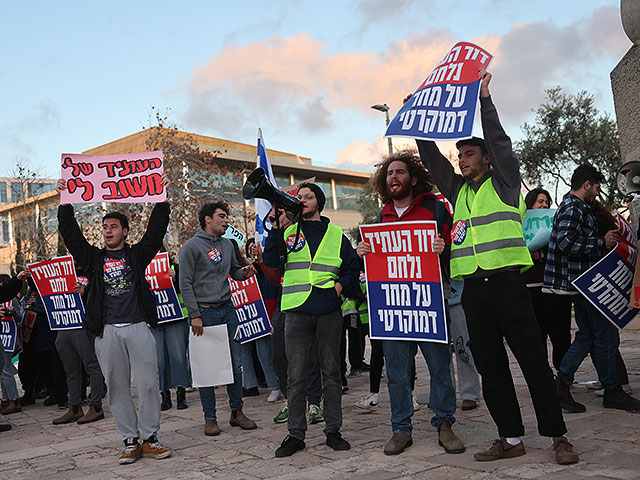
[{"x1": 372, "y1": 149, "x2": 434, "y2": 205}]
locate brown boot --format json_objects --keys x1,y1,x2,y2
[
  {"x1": 474, "y1": 438, "x2": 525, "y2": 461},
  {"x1": 229, "y1": 406, "x2": 257, "y2": 430},
  {"x1": 204, "y1": 419, "x2": 220, "y2": 436},
  {"x1": 461, "y1": 399, "x2": 478, "y2": 411},
  {"x1": 438, "y1": 419, "x2": 465, "y2": 454},
  {"x1": 1, "y1": 400, "x2": 22, "y2": 415},
  {"x1": 384, "y1": 433, "x2": 413, "y2": 455},
  {"x1": 52, "y1": 405, "x2": 84, "y2": 425},
  {"x1": 553, "y1": 437, "x2": 579, "y2": 465},
  {"x1": 77, "y1": 404, "x2": 104, "y2": 424}
]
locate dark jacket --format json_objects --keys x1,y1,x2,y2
[
  {"x1": 57, "y1": 202, "x2": 171, "y2": 338},
  {"x1": 0, "y1": 276, "x2": 23, "y2": 303}
]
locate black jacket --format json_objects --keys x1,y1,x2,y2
[
  {"x1": 0, "y1": 276, "x2": 23, "y2": 303},
  {"x1": 57, "y1": 202, "x2": 170, "y2": 338}
]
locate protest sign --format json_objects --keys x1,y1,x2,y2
[
  {"x1": 573, "y1": 214, "x2": 639, "y2": 329},
  {"x1": 1, "y1": 302, "x2": 17, "y2": 352},
  {"x1": 229, "y1": 275, "x2": 271, "y2": 344},
  {"x1": 223, "y1": 224, "x2": 246, "y2": 249},
  {"x1": 144, "y1": 252, "x2": 183, "y2": 324},
  {"x1": 189, "y1": 325, "x2": 234, "y2": 387},
  {"x1": 385, "y1": 41, "x2": 493, "y2": 141},
  {"x1": 29, "y1": 255, "x2": 84, "y2": 330},
  {"x1": 523, "y1": 208, "x2": 556, "y2": 251},
  {"x1": 60, "y1": 151, "x2": 166, "y2": 204},
  {"x1": 360, "y1": 221, "x2": 447, "y2": 343}
]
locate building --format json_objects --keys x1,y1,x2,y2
[{"x1": 0, "y1": 129, "x2": 371, "y2": 273}]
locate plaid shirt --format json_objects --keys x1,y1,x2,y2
[{"x1": 543, "y1": 193, "x2": 606, "y2": 292}]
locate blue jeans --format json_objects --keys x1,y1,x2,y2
[
  {"x1": 241, "y1": 336, "x2": 279, "y2": 390},
  {"x1": 151, "y1": 319, "x2": 192, "y2": 391},
  {"x1": 558, "y1": 295, "x2": 620, "y2": 390},
  {"x1": 383, "y1": 339, "x2": 456, "y2": 435},
  {"x1": 1, "y1": 350, "x2": 19, "y2": 400},
  {"x1": 197, "y1": 302, "x2": 243, "y2": 421}
]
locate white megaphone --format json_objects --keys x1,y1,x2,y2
[{"x1": 616, "y1": 160, "x2": 640, "y2": 195}]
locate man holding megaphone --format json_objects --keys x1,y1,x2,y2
[{"x1": 251, "y1": 180, "x2": 360, "y2": 458}]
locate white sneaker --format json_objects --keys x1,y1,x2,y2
[
  {"x1": 412, "y1": 392, "x2": 421, "y2": 411},
  {"x1": 355, "y1": 392, "x2": 379, "y2": 411},
  {"x1": 595, "y1": 388, "x2": 605, "y2": 397},
  {"x1": 267, "y1": 389, "x2": 283, "y2": 403}
]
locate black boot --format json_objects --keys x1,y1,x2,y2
[
  {"x1": 603, "y1": 385, "x2": 640, "y2": 412},
  {"x1": 176, "y1": 387, "x2": 188, "y2": 410},
  {"x1": 556, "y1": 378, "x2": 586, "y2": 413},
  {"x1": 160, "y1": 390, "x2": 172, "y2": 411}
]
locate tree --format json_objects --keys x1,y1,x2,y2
[
  {"x1": 5, "y1": 159, "x2": 59, "y2": 270},
  {"x1": 348, "y1": 180, "x2": 380, "y2": 242},
  {"x1": 516, "y1": 87, "x2": 622, "y2": 207}
]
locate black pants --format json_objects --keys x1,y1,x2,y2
[
  {"x1": 340, "y1": 314, "x2": 363, "y2": 378},
  {"x1": 271, "y1": 307, "x2": 322, "y2": 405},
  {"x1": 529, "y1": 289, "x2": 573, "y2": 371},
  {"x1": 462, "y1": 271, "x2": 567, "y2": 438}
]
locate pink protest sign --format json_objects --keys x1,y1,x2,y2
[{"x1": 60, "y1": 151, "x2": 166, "y2": 203}]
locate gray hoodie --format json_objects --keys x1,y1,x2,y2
[{"x1": 179, "y1": 228, "x2": 245, "y2": 319}]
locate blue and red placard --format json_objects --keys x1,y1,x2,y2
[
  {"x1": 573, "y1": 214, "x2": 639, "y2": 330},
  {"x1": 360, "y1": 221, "x2": 448, "y2": 343},
  {"x1": 29, "y1": 255, "x2": 84, "y2": 330},
  {"x1": 145, "y1": 252, "x2": 184, "y2": 324},
  {"x1": 229, "y1": 275, "x2": 272, "y2": 344},
  {"x1": 1, "y1": 302, "x2": 17, "y2": 352},
  {"x1": 385, "y1": 41, "x2": 493, "y2": 141}
]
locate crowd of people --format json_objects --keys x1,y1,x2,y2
[{"x1": 1, "y1": 69, "x2": 639, "y2": 468}]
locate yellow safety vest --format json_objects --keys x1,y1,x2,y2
[
  {"x1": 341, "y1": 273, "x2": 369, "y2": 324},
  {"x1": 450, "y1": 178, "x2": 532, "y2": 279},
  {"x1": 281, "y1": 222, "x2": 343, "y2": 311}
]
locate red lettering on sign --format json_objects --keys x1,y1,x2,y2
[
  {"x1": 62, "y1": 156, "x2": 94, "y2": 177},
  {"x1": 67, "y1": 178, "x2": 94, "y2": 201}
]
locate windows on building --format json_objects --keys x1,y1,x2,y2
[
  {"x1": 0, "y1": 183, "x2": 7, "y2": 203},
  {"x1": 335, "y1": 182, "x2": 364, "y2": 211}
]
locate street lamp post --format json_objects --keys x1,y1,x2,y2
[{"x1": 371, "y1": 103, "x2": 393, "y2": 156}]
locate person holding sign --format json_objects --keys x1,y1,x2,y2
[
  {"x1": 56, "y1": 176, "x2": 172, "y2": 464},
  {"x1": 179, "y1": 201, "x2": 258, "y2": 437},
  {"x1": 0, "y1": 269, "x2": 28, "y2": 432},
  {"x1": 356, "y1": 151, "x2": 464, "y2": 456},
  {"x1": 263, "y1": 183, "x2": 360, "y2": 458},
  {"x1": 417, "y1": 70, "x2": 578, "y2": 465},
  {"x1": 546, "y1": 165, "x2": 640, "y2": 414}
]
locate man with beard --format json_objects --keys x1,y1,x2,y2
[
  {"x1": 547, "y1": 165, "x2": 640, "y2": 413},
  {"x1": 356, "y1": 150, "x2": 464, "y2": 456},
  {"x1": 416, "y1": 69, "x2": 578, "y2": 465},
  {"x1": 263, "y1": 183, "x2": 360, "y2": 457}
]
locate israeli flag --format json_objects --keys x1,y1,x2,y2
[{"x1": 255, "y1": 128, "x2": 278, "y2": 247}]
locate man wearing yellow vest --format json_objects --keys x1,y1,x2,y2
[
  {"x1": 263, "y1": 183, "x2": 360, "y2": 458},
  {"x1": 416, "y1": 69, "x2": 578, "y2": 465}
]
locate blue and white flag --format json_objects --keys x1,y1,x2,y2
[{"x1": 255, "y1": 129, "x2": 278, "y2": 247}]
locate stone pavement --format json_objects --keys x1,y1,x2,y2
[{"x1": 1, "y1": 331, "x2": 639, "y2": 479}]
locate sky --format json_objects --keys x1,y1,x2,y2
[{"x1": 0, "y1": 0, "x2": 632, "y2": 179}]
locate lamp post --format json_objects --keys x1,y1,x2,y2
[{"x1": 371, "y1": 103, "x2": 393, "y2": 156}]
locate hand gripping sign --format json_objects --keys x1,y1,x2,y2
[
  {"x1": 144, "y1": 252, "x2": 184, "y2": 324},
  {"x1": 359, "y1": 221, "x2": 448, "y2": 343},
  {"x1": 573, "y1": 214, "x2": 639, "y2": 330},
  {"x1": 0, "y1": 302, "x2": 18, "y2": 352},
  {"x1": 385, "y1": 42, "x2": 493, "y2": 141},
  {"x1": 229, "y1": 275, "x2": 272, "y2": 344},
  {"x1": 28, "y1": 255, "x2": 84, "y2": 330},
  {"x1": 60, "y1": 151, "x2": 166, "y2": 203}
]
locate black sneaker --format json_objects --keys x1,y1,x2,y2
[
  {"x1": 361, "y1": 361, "x2": 370, "y2": 372},
  {"x1": 326, "y1": 431, "x2": 350, "y2": 451},
  {"x1": 43, "y1": 396, "x2": 58, "y2": 407},
  {"x1": 0, "y1": 424, "x2": 12, "y2": 432},
  {"x1": 243, "y1": 387, "x2": 260, "y2": 397},
  {"x1": 275, "y1": 435, "x2": 305, "y2": 457},
  {"x1": 603, "y1": 385, "x2": 640, "y2": 412}
]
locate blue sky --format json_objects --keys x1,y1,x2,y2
[{"x1": 0, "y1": 0, "x2": 631, "y2": 178}]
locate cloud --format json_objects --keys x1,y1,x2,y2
[
  {"x1": 0, "y1": 100, "x2": 61, "y2": 162},
  {"x1": 177, "y1": 5, "x2": 630, "y2": 169},
  {"x1": 178, "y1": 31, "x2": 455, "y2": 138},
  {"x1": 334, "y1": 134, "x2": 414, "y2": 171}
]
